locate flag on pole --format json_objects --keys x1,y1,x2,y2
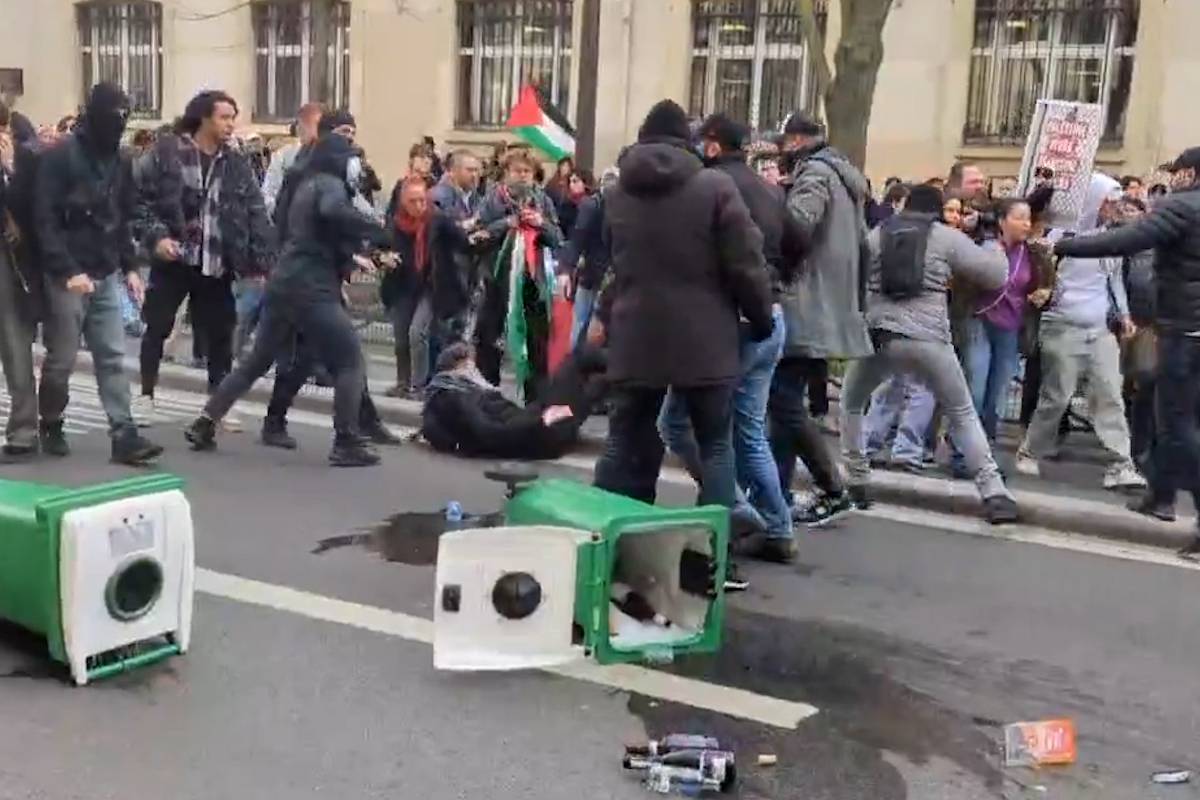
[{"x1": 506, "y1": 85, "x2": 576, "y2": 162}]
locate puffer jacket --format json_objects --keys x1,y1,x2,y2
[{"x1": 1054, "y1": 184, "x2": 1200, "y2": 334}]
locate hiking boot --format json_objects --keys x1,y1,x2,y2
[
  {"x1": 984, "y1": 495, "x2": 1019, "y2": 526},
  {"x1": 260, "y1": 417, "x2": 298, "y2": 450},
  {"x1": 363, "y1": 422, "x2": 403, "y2": 447},
  {"x1": 111, "y1": 431, "x2": 164, "y2": 466},
  {"x1": 793, "y1": 491, "x2": 855, "y2": 528},
  {"x1": 848, "y1": 485, "x2": 873, "y2": 511},
  {"x1": 39, "y1": 421, "x2": 70, "y2": 457},
  {"x1": 739, "y1": 534, "x2": 798, "y2": 564},
  {"x1": 1103, "y1": 462, "x2": 1147, "y2": 492},
  {"x1": 1, "y1": 441, "x2": 37, "y2": 462},
  {"x1": 329, "y1": 438, "x2": 380, "y2": 467},
  {"x1": 185, "y1": 416, "x2": 217, "y2": 451},
  {"x1": 1127, "y1": 494, "x2": 1177, "y2": 523}
]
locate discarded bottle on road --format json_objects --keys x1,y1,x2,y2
[
  {"x1": 624, "y1": 749, "x2": 736, "y2": 795},
  {"x1": 444, "y1": 501, "x2": 464, "y2": 523},
  {"x1": 626, "y1": 734, "x2": 721, "y2": 758}
]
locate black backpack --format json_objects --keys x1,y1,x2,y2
[{"x1": 878, "y1": 212, "x2": 936, "y2": 300}]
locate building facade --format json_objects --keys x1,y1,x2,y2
[{"x1": 1, "y1": 0, "x2": 1194, "y2": 187}]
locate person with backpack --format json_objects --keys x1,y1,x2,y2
[{"x1": 839, "y1": 183, "x2": 1019, "y2": 524}]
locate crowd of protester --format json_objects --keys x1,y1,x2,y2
[{"x1": 2, "y1": 80, "x2": 1199, "y2": 562}]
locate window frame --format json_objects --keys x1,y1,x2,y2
[
  {"x1": 252, "y1": 0, "x2": 351, "y2": 123},
  {"x1": 76, "y1": 0, "x2": 163, "y2": 119},
  {"x1": 964, "y1": 0, "x2": 1139, "y2": 146},
  {"x1": 454, "y1": 0, "x2": 575, "y2": 130},
  {"x1": 688, "y1": 0, "x2": 827, "y2": 133}
]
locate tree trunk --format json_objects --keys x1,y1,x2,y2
[{"x1": 823, "y1": 0, "x2": 894, "y2": 170}]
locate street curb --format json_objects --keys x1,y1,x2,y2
[{"x1": 60, "y1": 350, "x2": 1192, "y2": 553}]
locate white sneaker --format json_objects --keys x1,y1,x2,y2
[
  {"x1": 221, "y1": 406, "x2": 244, "y2": 433},
  {"x1": 1104, "y1": 462, "x2": 1147, "y2": 491},
  {"x1": 131, "y1": 395, "x2": 158, "y2": 428},
  {"x1": 1015, "y1": 451, "x2": 1040, "y2": 477}
]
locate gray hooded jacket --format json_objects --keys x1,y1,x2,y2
[{"x1": 782, "y1": 145, "x2": 873, "y2": 359}]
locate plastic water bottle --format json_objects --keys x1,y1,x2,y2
[{"x1": 444, "y1": 501, "x2": 464, "y2": 523}]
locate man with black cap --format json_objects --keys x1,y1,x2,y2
[
  {"x1": 658, "y1": 112, "x2": 809, "y2": 562},
  {"x1": 135, "y1": 89, "x2": 275, "y2": 429},
  {"x1": 593, "y1": 99, "x2": 773, "y2": 511},
  {"x1": 33, "y1": 83, "x2": 162, "y2": 465},
  {"x1": 1049, "y1": 147, "x2": 1200, "y2": 553}
]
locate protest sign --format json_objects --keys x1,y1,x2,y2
[{"x1": 1016, "y1": 100, "x2": 1104, "y2": 227}]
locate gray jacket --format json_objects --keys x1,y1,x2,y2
[
  {"x1": 782, "y1": 145, "x2": 873, "y2": 359},
  {"x1": 866, "y1": 222, "x2": 1008, "y2": 344}
]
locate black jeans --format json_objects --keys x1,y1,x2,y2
[
  {"x1": 141, "y1": 263, "x2": 235, "y2": 394},
  {"x1": 475, "y1": 275, "x2": 548, "y2": 403},
  {"x1": 1126, "y1": 374, "x2": 1156, "y2": 473},
  {"x1": 1150, "y1": 332, "x2": 1200, "y2": 510},
  {"x1": 204, "y1": 294, "x2": 366, "y2": 442},
  {"x1": 768, "y1": 356, "x2": 844, "y2": 498},
  {"x1": 594, "y1": 384, "x2": 735, "y2": 507},
  {"x1": 796, "y1": 357, "x2": 829, "y2": 417},
  {"x1": 265, "y1": 333, "x2": 381, "y2": 430}
]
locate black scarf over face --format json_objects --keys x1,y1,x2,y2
[{"x1": 80, "y1": 82, "x2": 131, "y2": 156}]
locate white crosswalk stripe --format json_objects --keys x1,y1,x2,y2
[{"x1": 0, "y1": 380, "x2": 211, "y2": 436}]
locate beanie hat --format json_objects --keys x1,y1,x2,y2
[
  {"x1": 782, "y1": 111, "x2": 824, "y2": 137},
  {"x1": 638, "y1": 100, "x2": 691, "y2": 143}
]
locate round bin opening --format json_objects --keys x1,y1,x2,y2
[
  {"x1": 492, "y1": 572, "x2": 542, "y2": 620},
  {"x1": 105, "y1": 557, "x2": 164, "y2": 622}
]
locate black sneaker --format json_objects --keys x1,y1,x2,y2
[
  {"x1": 1127, "y1": 494, "x2": 1177, "y2": 523},
  {"x1": 111, "y1": 431, "x2": 164, "y2": 466},
  {"x1": 723, "y1": 561, "x2": 750, "y2": 593},
  {"x1": 984, "y1": 495, "x2": 1019, "y2": 525},
  {"x1": 740, "y1": 535, "x2": 798, "y2": 564},
  {"x1": 363, "y1": 422, "x2": 403, "y2": 447},
  {"x1": 1, "y1": 442, "x2": 37, "y2": 462},
  {"x1": 848, "y1": 485, "x2": 873, "y2": 511},
  {"x1": 329, "y1": 438, "x2": 381, "y2": 467},
  {"x1": 260, "y1": 417, "x2": 298, "y2": 450},
  {"x1": 185, "y1": 416, "x2": 217, "y2": 451},
  {"x1": 39, "y1": 421, "x2": 70, "y2": 457},
  {"x1": 794, "y1": 491, "x2": 855, "y2": 527}
]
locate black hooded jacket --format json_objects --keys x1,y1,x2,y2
[
  {"x1": 268, "y1": 135, "x2": 391, "y2": 302},
  {"x1": 602, "y1": 137, "x2": 773, "y2": 387}
]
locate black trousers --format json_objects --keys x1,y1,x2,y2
[
  {"x1": 768, "y1": 356, "x2": 844, "y2": 498},
  {"x1": 594, "y1": 383, "x2": 735, "y2": 507},
  {"x1": 474, "y1": 275, "x2": 548, "y2": 403},
  {"x1": 1150, "y1": 333, "x2": 1200, "y2": 510},
  {"x1": 795, "y1": 357, "x2": 830, "y2": 417},
  {"x1": 141, "y1": 263, "x2": 235, "y2": 394},
  {"x1": 266, "y1": 333, "x2": 381, "y2": 430}
]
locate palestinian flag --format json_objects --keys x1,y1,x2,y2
[{"x1": 506, "y1": 85, "x2": 575, "y2": 162}]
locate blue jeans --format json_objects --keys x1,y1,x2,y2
[
  {"x1": 39, "y1": 272, "x2": 136, "y2": 438},
  {"x1": 662, "y1": 307, "x2": 791, "y2": 539},
  {"x1": 965, "y1": 316, "x2": 1021, "y2": 440},
  {"x1": 571, "y1": 286, "x2": 597, "y2": 347},
  {"x1": 864, "y1": 374, "x2": 937, "y2": 467},
  {"x1": 233, "y1": 278, "x2": 266, "y2": 360}
]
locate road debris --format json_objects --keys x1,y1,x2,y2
[
  {"x1": 1151, "y1": 770, "x2": 1192, "y2": 785},
  {"x1": 1003, "y1": 719, "x2": 1077, "y2": 767}
]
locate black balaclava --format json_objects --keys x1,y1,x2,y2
[{"x1": 82, "y1": 82, "x2": 131, "y2": 156}]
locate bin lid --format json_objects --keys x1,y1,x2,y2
[{"x1": 434, "y1": 525, "x2": 591, "y2": 671}]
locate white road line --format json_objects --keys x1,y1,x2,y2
[{"x1": 196, "y1": 567, "x2": 818, "y2": 730}]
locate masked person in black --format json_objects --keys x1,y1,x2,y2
[
  {"x1": 185, "y1": 133, "x2": 396, "y2": 467},
  {"x1": 33, "y1": 83, "x2": 162, "y2": 465}
]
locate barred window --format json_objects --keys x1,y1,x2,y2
[
  {"x1": 455, "y1": 0, "x2": 574, "y2": 129},
  {"x1": 689, "y1": 0, "x2": 827, "y2": 133},
  {"x1": 77, "y1": 1, "x2": 163, "y2": 118},
  {"x1": 253, "y1": 0, "x2": 351, "y2": 123},
  {"x1": 964, "y1": 0, "x2": 1139, "y2": 145}
]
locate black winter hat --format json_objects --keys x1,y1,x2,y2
[
  {"x1": 318, "y1": 108, "x2": 356, "y2": 135},
  {"x1": 782, "y1": 111, "x2": 824, "y2": 137},
  {"x1": 638, "y1": 100, "x2": 691, "y2": 143},
  {"x1": 698, "y1": 113, "x2": 749, "y2": 152}
]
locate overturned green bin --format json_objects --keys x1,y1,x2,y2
[
  {"x1": 433, "y1": 478, "x2": 728, "y2": 670},
  {"x1": 0, "y1": 474, "x2": 194, "y2": 685}
]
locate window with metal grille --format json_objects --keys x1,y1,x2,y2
[
  {"x1": 455, "y1": 0, "x2": 574, "y2": 129},
  {"x1": 689, "y1": 0, "x2": 827, "y2": 133},
  {"x1": 252, "y1": 0, "x2": 351, "y2": 123},
  {"x1": 964, "y1": 0, "x2": 1139, "y2": 145},
  {"x1": 77, "y1": 1, "x2": 162, "y2": 118}
]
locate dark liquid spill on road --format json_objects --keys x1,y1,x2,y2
[{"x1": 311, "y1": 510, "x2": 505, "y2": 565}]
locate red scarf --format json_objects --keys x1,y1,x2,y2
[{"x1": 394, "y1": 208, "x2": 432, "y2": 273}]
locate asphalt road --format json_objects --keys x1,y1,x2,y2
[{"x1": 1, "y1": 383, "x2": 1199, "y2": 799}]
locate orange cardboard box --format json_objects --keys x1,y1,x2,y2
[{"x1": 1003, "y1": 719, "x2": 1077, "y2": 767}]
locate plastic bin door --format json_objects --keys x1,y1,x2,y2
[{"x1": 434, "y1": 526, "x2": 590, "y2": 671}]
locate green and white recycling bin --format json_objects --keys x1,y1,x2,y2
[
  {"x1": 433, "y1": 478, "x2": 728, "y2": 670},
  {"x1": 0, "y1": 474, "x2": 194, "y2": 685}
]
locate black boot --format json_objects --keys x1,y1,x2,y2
[
  {"x1": 1, "y1": 441, "x2": 38, "y2": 462},
  {"x1": 363, "y1": 421, "x2": 403, "y2": 447},
  {"x1": 185, "y1": 416, "x2": 217, "y2": 451},
  {"x1": 39, "y1": 421, "x2": 70, "y2": 457},
  {"x1": 984, "y1": 495, "x2": 1020, "y2": 526},
  {"x1": 260, "y1": 416, "x2": 298, "y2": 450},
  {"x1": 111, "y1": 430, "x2": 164, "y2": 466},
  {"x1": 329, "y1": 436, "x2": 380, "y2": 467}
]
